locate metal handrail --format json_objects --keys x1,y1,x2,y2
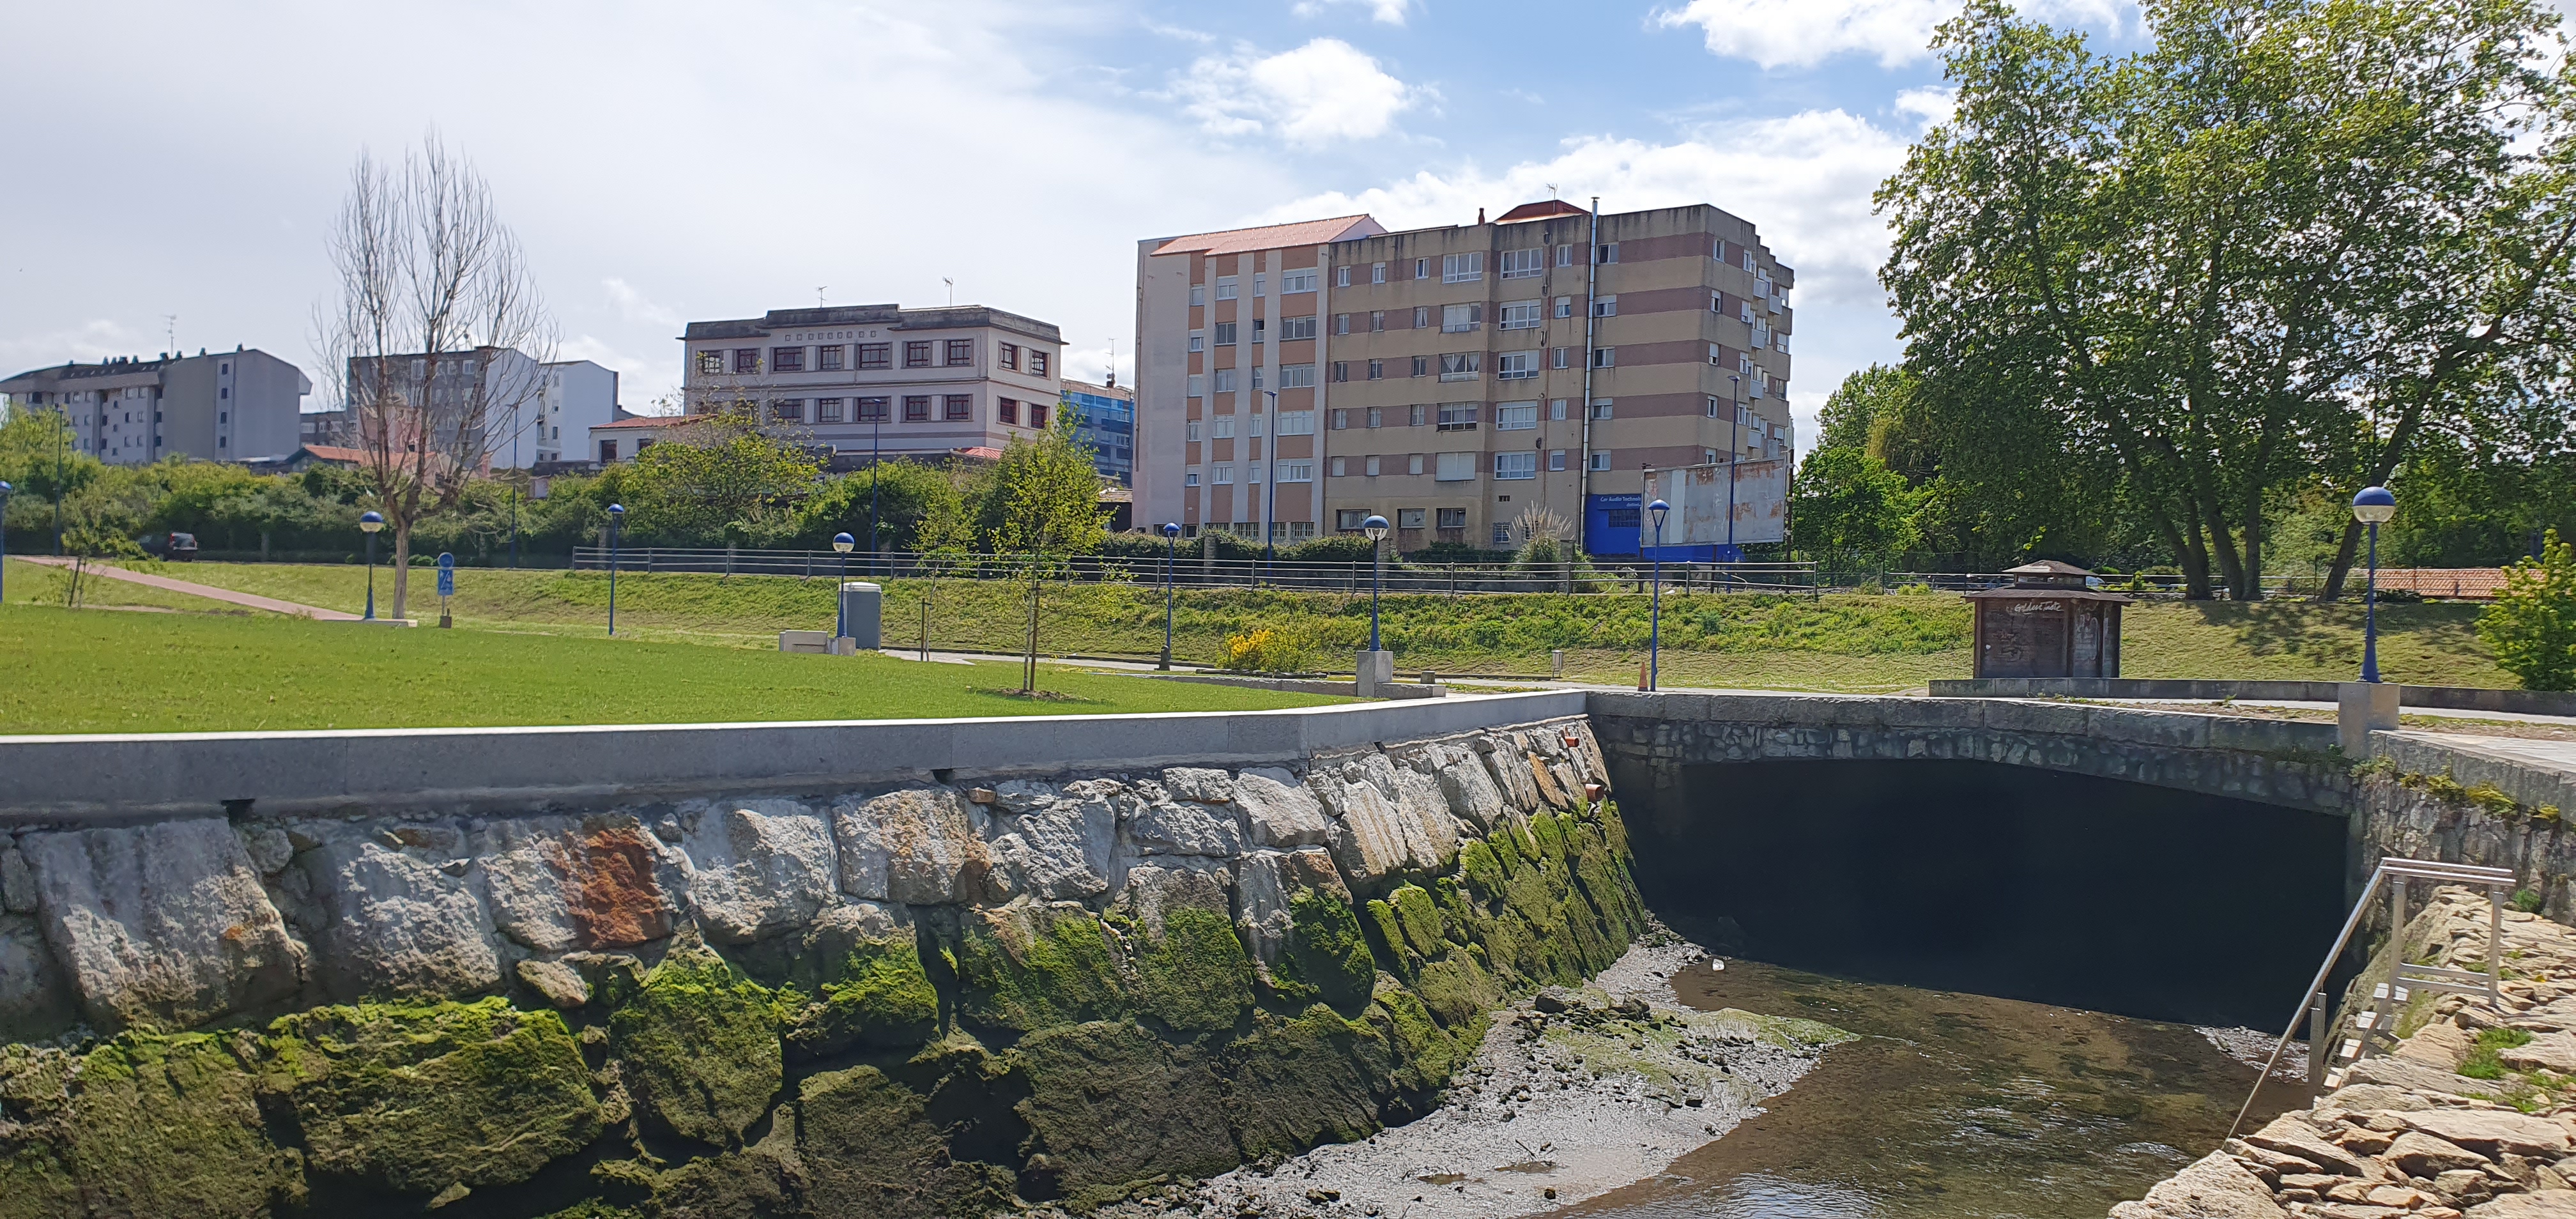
[{"x1": 2227, "y1": 857, "x2": 2514, "y2": 1138}]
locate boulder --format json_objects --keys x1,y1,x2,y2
[
  {"x1": 1236, "y1": 768, "x2": 1331, "y2": 848},
  {"x1": 2501, "y1": 1031, "x2": 2576, "y2": 1074},
  {"x1": 985, "y1": 788, "x2": 1119, "y2": 901},
  {"x1": 2397, "y1": 1021, "x2": 2474, "y2": 1070},
  {"x1": 0, "y1": 913, "x2": 75, "y2": 1039},
  {"x1": 1162, "y1": 767, "x2": 1238, "y2": 805},
  {"x1": 1434, "y1": 751, "x2": 1508, "y2": 833},
  {"x1": 1480, "y1": 741, "x2": 1544, "y2": 815},
  {"x1": 515, "y1": 958, "x2": 592, "y2": 1009},
  {"x1": 0, "y1": 844, "x2": 33, "y2": 914},
  {"x1": 2402, "y1": 1110, "x2": 2575, "y2": 1158},
  {"x1": 2246, "y1": 1115, "x2": 2372, "y2": 1176},
  {"x1": 236, "y1": 826, "x2": 294, "y2": 877},
  {"x1": 479, "y1": 818, "x2": 674, "y2": 954},
  {"x1": 2471, "y1": 1195, "x2": 2576, "y2": 1217},
  {"x1": 301, "y1": 836, "x2": 504, "y2": 1001},
  {"x1": 2342, "y1": 1054, "x2": 2492, "y2": 1097},
  {"x1": 1316, "y1": 755, "x2": 1439, "y2": 882},
  {"x1": 990, "y1": 778, "x2": 1056, "y2": 814},
  {"x1": 610, "y1": 946, "x2": 783, "y2": 1147},
  {"x1": 675, "y1": 801, "x2": 838, "y2": 944},
  {"x1": 1126, "y1": 798, "x2": 1246, "y2": 858},
  {"x1": 836, "y1": 786, "x2": 992, "y2": 905},
  {"x1": 20, "y1": 817, "x2": 307, "y2": 1030},
  {"x1": 2387, "y1": 1130, "x2": 2490, "y2": 1176},
  {"x1": 2109, "y1": 1150, "x2": 2290, "y2": 1219},
  {"x1": 1236, "y1": 853, "x2": 1292, "y2": 963},
  {"x1": 1385, "y1": 762, "x2": 1461, "y2": 868},
  {"x1": 1118, "y1": 859, "x2": 1233, "y2": 936}
]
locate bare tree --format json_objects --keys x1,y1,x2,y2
[{"x1": 316, "y1": 134, "x2": 555, "y2": 620}]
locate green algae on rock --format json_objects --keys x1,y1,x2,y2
[
  {"x1": 1133, "y1": 907, "x2": 1256, "y2": 1035},
  {"x1": 64, "y1": 1032, "x2": 302, "y2": 1219},
  {"x1": 797, "y1": 1064, "x2": 1018, "y2": 1219},
  {"x1": 954, "y1": 903, "x2": 1130, "y2": 1033},
  {"x1": 610, "y1": 945, "x2": 785, "y2": 1147},
  {"x1": 1014, "y1": 1019, "x2": 1239, "y2": 1209}
]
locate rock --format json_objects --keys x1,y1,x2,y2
[
  {"x1": 21, "y1": 816, "x2": 307, "y2": 1030},
  {"x1": 302, "y1": 836, "x2": 502, "y2": 1001},
  {"x1": 0, "y1": 913, "x2": 76, "y2": 1039},
  {"x1": 836, "y1": 786, "x2": 992, "y2": 905},
  {"x1": 676, "y1": 801, "x2": 838, "y2": 943},
  {"x1": 1235, "y1": 853, "x2": 1293, "y2": 964},
  {"x1": 236, "y1": 827, "x2": 294, "y2": 876},
  {"x1": 2501, "y1": 1031, "x2": 2576, "y2": 1073},
  {"x1": 1533, "y1": 987, "x2": 1574, "y2": 1014},
  {"x1": 1119, "y1": 860, "x2": 1232, "y2": 936},
  {"x1": 990, "y1": 779, "x2": 1054, "y2": 813},
  {"x1": 2389, "y1": 1131, "x2": 2491, "y2": 1176},
  {"x1": 2342, "y1": 1054, "x2": 2494, "y2": 1098},
  {"x1": 1317, "y1": 755, "x2": 1440, "y2": 882},
  {"x1": 2248, "y1": 1115, "x2": 2372, "y2": 1176},
  {"x1": 514, "y1": 958, "x2": 591, "y2": 1009},
  {"x1": 2398, "y1": 1022, "x2": 2476, "y2": 1070},
  {"x1": 2470, "y1": 1195, "x2": 2576, "y2": 1217},
  {"x1": 1163, "y1": 767, "x2": 1238, "y2": 805},
  {"x1": 0, "y1": 845, "x2": 33, "y2": 914},
  {"x1": 611, "y1": 946, "x2": 783, "y2": 1147},
  {"x1": 796, "y1": 1063, "x2": 1017, "y2": 1219},
  {"x1": 2404, "y1": 1110, "x2": 2575, "y2": 1159},
  {"x1": 479, "y1": 818, "x2": 673, "y2": 954},
  {"x1": 1434, "y1": 753, "x2": 1507, "y2": 833},
  {"x1": 2231, "y1": 1138, "x2": 2326, "y2": 1174},
  {"x1": 2109, "y1": 1149, "x2": 2289, "y2": 1218},
  {"x1": 2328, "y1": 1084, "x2": 2433, "y2": 1112},
  {"x1": 1127, "y1": 797, "x2": 1247, "y2": 858},
  {"x1": 2434, "y1": 1169, "x2": 2493, "y2": 1203},
  {"x1": 1386, "y1": 760, "x2": 1462, "y2": 868},
  {"x1": 1236, "y1": 768, "x2": 1331, "y2": 848},
  {"x1": 60, "y1": 1029, "x2": 305, "y2": 1218},
  {"x1": 985, "y1": 787, "x2": 1119, "y2": 901}
]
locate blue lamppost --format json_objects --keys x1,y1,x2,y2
[
  {"x1": 1647, "y1": 498, "x2": 1671, "y2": 691},
  {"x1": 832, "y1": 532, "x2": 855, "y2": 640},
  {"x1": 2353, "y1": 486, "x2": 2396, "y2": 683},
  {"x1": 1363, "y1": 514, "x2": 1390, "y2": 652},
  {"x1": 1160, "y1": 522, "x2": 1181, "y2": 670},
  {"x1": 606, "y1": 503, "x2": 625, "y2": 636},
  {"x1": 358, "y1": 510, "x2": 384, "y2": 620},
  {"x1": 0, "y1": 481, "x2": 13, "y2": 605}
]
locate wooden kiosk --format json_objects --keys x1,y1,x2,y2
[{"x1": 1966, "y1": 560, "x2": 2131, "y2": 679}]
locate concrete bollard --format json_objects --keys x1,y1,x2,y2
[
  {"x1": 839, "y1": 582, "x2": 882, "y2": 650},
  {"x1": 2338, "y1": 681, "x2": 2400, "y2": 756},
  {"x1": 1355, "y1": 648, "x2": 1394, "y2": 698}
]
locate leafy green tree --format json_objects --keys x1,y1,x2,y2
[
  {"x1": 2480, "y1": 529, "x2": 2576, "y2": 689},
  {"x1": 1789, "y1": 447, "x2": 1920, "y2": 560},
  {"x1": 788, "y1": 461, "x2": 959, "y2": 553},
  {"x1": 986, "y1": 413, "x2": 1108, "y2": 693},
  {"x1": 620, "y1": 415, "x2": 820, "y2": 546}
]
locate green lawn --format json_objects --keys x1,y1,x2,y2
[
  {"x1": 0, "y1": 604, "x2": 1347, "y2": 734},
  {"x1": 24, "y1": 558, "x2": 2522, "y2": 693}
]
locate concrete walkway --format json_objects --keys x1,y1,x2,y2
[{"x1": 18, "y1": 557, "x2": 356, "y2": 620}]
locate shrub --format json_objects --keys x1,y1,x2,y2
[
  {"x1": 2481, "y1": 530, "x2": 2576, "y2": 690},
  {"x1": 1223, "y1": 627, "x2": 1316, "y2": 673}
]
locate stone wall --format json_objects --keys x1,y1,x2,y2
[{"x1": 0, "y1": 715, "x2": 1643, "y2": 1218}]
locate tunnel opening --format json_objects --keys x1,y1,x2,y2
[{"x1": 1627, "y1": 758, "x2": 2352, "y2": 1028}]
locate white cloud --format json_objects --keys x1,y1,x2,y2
[
  {"x1": 602, "y1": 279, "x2": 678, "y2": 330},
  {"x1": 1170, "y1": 38, "x2": 1425, "y2": 146},
  {"x1": 1892, "y1": 85, "x2": 1955, "y2": 128},
  {"x1": 0, "y1": 319, "x2": 152, "y2": 377},
  {"x1": 1291, "y1": 0, "x2": 1415, "y2": 24},
  {"x1": 1654, "y1": 0, "x2": 2128, "y2": 69}
]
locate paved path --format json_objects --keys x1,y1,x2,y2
[{"x1": 17, "y1": 557, "x2": 356, "y2": 620}]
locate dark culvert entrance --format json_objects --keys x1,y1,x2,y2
[{"x1": 1627, "y1": 758, "x2": 2352, "y2": 1027}]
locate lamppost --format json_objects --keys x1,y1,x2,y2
[
  {"x1": 1363, "y1": 514, "x2": 1390, "y2": 652},
  {"x1": 1647, "y1": 498, "x2": 1670, "y2": 691},
  {"x1": 606, "y1": 503, "x2": 625, "y2": 636},
  {"x1": 359, "y1": 510, "x2": 383, "y2": 620},
  {"x1": 832, "y1": 532, "x2": 855, "y2": 641},
  {"x1": 1160, "y1": 522, "x2": 1181, "y2": 670},
  {"x1": 0, "y1": 481, "x2": 13, "y2": 604},
  {"x1": 2352, "y1": 486, "x2": 2396, "y2": 683}
]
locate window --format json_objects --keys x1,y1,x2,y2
[
  {"x1": 1707, "y1": 395, "x2": 1724, "y2": 418},
  {"x1": 220, "y1": 387, "x2": 230, "y2": 399},
  {"x1": 945, "y1": 395, "x2": 971, "y2": 420},
  {"x1": 1776, "y1": 332, "x2": 1792, "y2": 354},
  {"x1": 946, "y1": 339, "x2": 974, "y2": 365},
  {"x1": 1438, "y1": 352, "x2": 1482, "y2": 381},
  {"x1": 1214, "y1": 321, "x2": 1238, "y2": 345},
  {"x1": 1331, "y1": 362, "x2": 1349, "y2": 383},
  {"x1": 1367, "y1": 360, "x2": 1384, "y2": 380},
  {"x1": 773, "y1": 347, "x2": 805, "y2": 371},
  {"x1": 1248, "y1": 463, "x2": 1261, "y2": 484},
  {"x1": 859, "y1": 343, "x2": 891, "y2": 369},
  {"x1": 818, "y1": 346, "x2": 845, "y2": 371},
  {"x1": 1189, "y1": 330, "x2": 1204, "y2": 353},
  {"x1": 1414, "y1": 257, "x2": 1429, "y2": 279},
  {"x1": 1355, "y1": 456, "x2": 1375, "y2": 477},
  {"x1": 1282, "y1": 270, "x2": 1317, "y2": 294},
  {"x1": 1215, "y1": 466, "x2": 1236, "y2": 484},
  {"x1": 1333, "y1": 313, "x2": 1350, "y2": 335},
  {"x1": 1331, "y1": 457, "x2": 1348, "y2": 477},
  {"x1": 1409, "y1": 404, "x2": 1428, "y2": 427},
  {"x1": 999, "y1": 343, "x2": 1020, "y2": 370},
  {"x1": 1436, "y1": 402, "x2": 1480, "y2": 431},
  {"x1": 1591, "y1": 347, "x2": 1616, "y2": 368},
  {"x1": 1215, "y1": 369, "x2": 1239, "y2": 393},
  {"x1": 904, "y1": 395, "x2": 931, "y2": 422},
  {"x1": 1549, "y1": 448, "x2": 1568, "y2": 471},
  {"x1": 1253, "y1": 273, "x2": 1265, "y2": 297},
  {"x1": 1372, "y1": 262, "x2": 1387, "y2": 283},
  {"x1": 1551, "y1": 347, "x2": 1572, "y2": 369},
  {"x1": 1442, "y1": 303, "x2": 1483, "y2": 333},
  {"x1": 1591, "y1": 399, "x2": 1614, "y2": 419},
  {"x1": 1216, "y1": 276, "x2": 1238, "y2": 300},
  {"x1": 1496, "y1": 351, "x2": 1537, "y2": 381},
  {"x1": 1413, "y1": 306, "x2": 1430, "y2": 329},
  {"x1": 1704, "y1": 448, "x2": 1720, "y2": 464},
  {"x1": 1186, "y1": 470, "x2": 1201, "y2": 487},
  {"x1": 734, "y1": 349, "x2": 760, "y2": 373},
  {"x1": 998, "y1": 398, "x2": 1019, "y2": 424},
  {"x1": 817, "y1": 398, "x2": 846, "y2": 422},
  {"x1": 1558, "y1": 245, "x2": 1575, "y2": 266},
  {"x1": 1213, "y1": 417, "x2": 1237, "y2": 438},
  {"x1": 1331, "y1": 409, "x2": 1349, "y2": 429},
  {"x1": 1188, "y1": 374, "x2": 1206, "y2": 398},
  {"x1": 1283, "y1": 315, "x2": 1316, "y2": 341},
  {"x1": 1411, "y1": 356, "x2": 1430, "y2": 378},
  {"x1": 1591, "y1": 296, "x2": 1618, "y2": 318},
  {"x1": 1188, "y1": 419, "x2": 1203, "y2": 441},
  {"x1": 1335, "y1": 266, "x2": 1351, "y2": 288},
  {"x1": 1590, "y1": 450, "x2": 1612, "y2": 470},
  {"x1": 1442, "y1": 252, "x2": 1484, "y2": 283},
  {"x1": 1281, "y1": 463, "x2": 1314, "y2": 482},
  {"x1": 1495, "y1": 401, "x2": 1538, "y2": 430},
  {"x1": 1277, "y1": 410, "x2": 1315, "y2": 435},
  {"x1": 1496, "y1": 451, "x2": 1537, "y2": 480},
  {"x1": 1367, "y1": 407, "x2": 1383, "y2": 428},
  {"x1": 1370, "y1": 310, "x2": 1384, "y2": 332},
  {"x1": 697, "y1": 351, "x2": 724, "y2": 375},
  {"x1": 1252, "y1": 319, "x2": 1266, "y2": 343},
  {"x1": 1499, "y1": 248, "x2": 1545, "y2": 279},
  {"x1": 772, "y1": 399, "x2": 804, "y2": 422},
  {"x1": 1435, "y1": 452, "x2": 1478, "y2": 481},
  {"x1": 1499, "y1": 301, "x2": 1542, "y2": 330},
  {"x1": 904, "y1": 341, "x2": 932, "y2": 367},
  {"x1": 1493, "y1": 523, "x2": 1514, "y2": 547},
  {"x1": 1252, "y1": 367, "x2": 1266, "y2": 390},
  {"x1": 1191, "y1": 284, "x2": 1206, "y2": 307},
  {"x1": 1595, "y1": 243, "x2": 1619, "y2": 264},
  {"x1": 1710, "y1": 344, "x2": 1729, "y2": 367},
  {"x1": 1554, "y1": 296, "x2": 1574, "y2": 319},
  {"x1": 1030, "y1": 401, "x2": 1049, "y2": 427},
  {"x1": 1337, "y1": 508, "x2": 1366, "y2": 529},
  {"x1": 858, "y1": 397, "x2": 891, "y2": 422}
]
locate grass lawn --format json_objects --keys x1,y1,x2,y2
[
  {"x1": 0, "y1": 603, "x2": 1348, "y2": 734},
  {"x1": 59, "y1": 558, "x2": 2522, "y2": 692}
]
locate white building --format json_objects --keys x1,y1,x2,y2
[
  {"x1": 498, "y1": 360, "x2": 619, "y2": 469},
  {"x1": 341, "y1": 349, "x2": 617, "y2": 470},
  {"x1": 1, "y1": 347, "x2": 309, "y2": 465}
]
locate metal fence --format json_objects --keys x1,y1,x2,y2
[{"x1": 569, "y1": 546, "x2": 1822, "y2": 596}]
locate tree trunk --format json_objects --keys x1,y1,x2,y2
[{"x1": 390, "y1": 523, "x2": 413, "y2": 620}]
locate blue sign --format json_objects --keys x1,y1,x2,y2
[{"x1": 436, "y1": 553, "x2": 455, "y2": 597}]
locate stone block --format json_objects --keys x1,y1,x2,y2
[
  {"x1": 0, "y1": 913, "x2": 75, "y2": 1039},
  {"x1": 22, "y1": 816, "x2": 307, "y2": 1030},
  {"x1": 675, "y1": 801, "x2": 839, "y2": 944},
  {"x1": 1162, "y1": 767, "x2": 1237, "y2": 804},
  {"x1": 1126, "y1": 797, "x2": 1247, "y2": 858},
  {"x1": 301, "y1": 834, "x2": 503, "y2": 1001},
  {"x1": 0, "y1": 844, "x2": 31, "y2": 914},
  {"x1": 2108, "y1": 1149, "x2": 2288, "y2": 1218},
  {"x1": 1236, "y1": 767, "x2": 1332, "y2": 848},
  {"x1": 835, "y1": 786, "x2": 992, "y2": 905},
  {"x1": 984, "y1": 783, "x2": 1120, "y2": 901},
  {"x1": 477, "y1": 817, "x2": 675, "y2": 955}
]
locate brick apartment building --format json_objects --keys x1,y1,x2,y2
[
  {"x1": 1133, "y1": 201, "x2": 1793, "y2": 555},
  {"x1": 678, "y1": 304, "x2": 1065, "y2": 464}
]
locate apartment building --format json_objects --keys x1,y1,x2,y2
[
  {"x1": 1, "y1": 347, "x2": 309, "y2": 465},
  {"x1": 678, "y1": 304, "x2": 1064, "y2": 462},
  {"x1": 338, "y1": 348, "x2": 613, "y2": 470},
  {"x1": 1060, "y1": 376, "x2": 1135, "y2": 486},
  {"x1": 1133, "y1": 201, "x2": 1793, "y2": 556}
]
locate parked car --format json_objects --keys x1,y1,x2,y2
[{"x1": 146, "y1": 532, "x2": 200, "y2": 561}]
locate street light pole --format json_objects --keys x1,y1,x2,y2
[
  {"x1": 832, "y1": 532, "x2": 855, "y2": 641},
  {"x1": 1363, "y1": 514, "x2": 1390, "y2": 652},
  {"x1": 2353, "y1": 486, "x2": 2396, "y2": 683},
  {"x1": 606, "y1": 503, "x2": 625, "y2": 636},
  {"x1": 1647, "y1": 498, "x2": 1670, "y2": 691},
  {"x1": 1160, "y1": 522, "x2": 1180, "y2": 670},
  {"x1": 358, "y1": 510, "x2": 383, "y2": 620}
]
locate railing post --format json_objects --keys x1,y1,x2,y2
[{"x1": 2307, "y1": 989, "x2": 2329, "y2": 1094}]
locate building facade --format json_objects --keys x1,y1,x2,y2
[
  {"x1": 1059, "y1": 377, "x2": 1135, "y2": 486},
  {"x1": 1, "y1": 347, "x2": 309, "y2": 466},
  {"x1": 1133, "y1": 202, "x2": 1793, "y2": 555},
  {"x1": 678, "y1": 304, "x2": 1064, "y2": 463}
]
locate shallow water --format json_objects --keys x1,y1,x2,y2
[{"x1": 1559, "y1": 957, "x2": 2297, "y2": 1219}]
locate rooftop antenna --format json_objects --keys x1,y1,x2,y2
[
  {"x1": 1106, "y1": 337, "x2": 1117, "y2": 388},
  {"x1": 163, "y1": 314, "x2": 177, "y2": 355},
  {"x1": 943, "y1": 277, "x2": 954, "y2": 306},
  {"x1": 1547, "y1": 183, "x2": 1559, "y2": 199},
  {"x1": 816, "y1": 286, "x2": 826, "y2": 307}
]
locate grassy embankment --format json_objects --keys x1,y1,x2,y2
[{"x1": 19, "y1": 557, "x2": 2517, "y2": 692}]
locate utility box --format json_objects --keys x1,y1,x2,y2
[
  {"x1": 1966, "y1": 561, "x2": 2130, "y2": 678},
  {"x1": 839, "y1": 582, "x2": 882, "y2": 650}
]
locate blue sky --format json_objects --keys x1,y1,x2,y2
[{"x1": 0, "y1": 0, "x2": 2156, "y2": 450}]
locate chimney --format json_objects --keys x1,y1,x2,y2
[{"x1": 1476, "y1": 207, "x2": 1486, "y2": 225}]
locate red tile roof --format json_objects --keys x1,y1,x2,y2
[
  {"x1": 298, "y1": 445, "x2": 366, "y2": 464},
  {"x1": 1494, "y1": 199, "x2": 1591, "y2": 224},
  {"x1": 592, "y1": 415, "x2": 692, "y2": 430},
  {"x1": 1153, "y1": 215, "x2": 1386, "y2": 258}
]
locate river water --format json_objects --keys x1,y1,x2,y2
[{"x1": 1560, "y1": 956, "x2": 2298, "y2": 1219}]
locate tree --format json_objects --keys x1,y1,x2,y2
[
  {"x1": 2480, "y1": 529, "x2": 2576, "y2": 689},
  {"x1": 620, "y1": 413, "x2": 820, "y2": 546},
  {"x1": 316, "y1": 134, "x2": 555, "y2": 620},
  {"x1": 789, "y1": 460, "x2": 960, "y2": 552},
  {"x1": 1789, "y1": 447, "x2": 1919, "y2": 560},
  {"x1": 986, "y1": 413, "x2": 1108, "y2": 693},
  {"x1": 1879, "y1": 0, "x2": 2576, "y2": 600}
]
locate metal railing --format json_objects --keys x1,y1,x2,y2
[{"x1": 569, "y1": 546, "x2": 1821, "y2": 596}]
